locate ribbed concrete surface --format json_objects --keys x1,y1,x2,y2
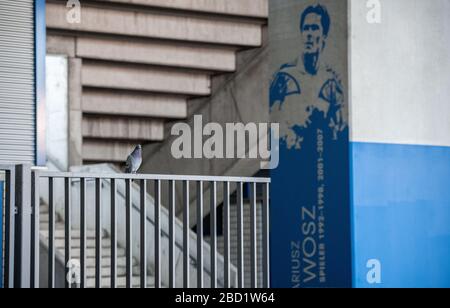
[
  {"x1": 46, "y1": 0, "x2": 267, "y2": 164},
  {"x1": 82, "y1": 90, "x2": 187, "y2": 119},
  {"x1": 82, "y1": 62, "x2": 211, "y2": 96},
  {"x1": 47, "y1": 2, "x2": 263, "y2": 46},
  {"x1": 82, "y1": 116, "x2": 164, "y2": 141},
  {"x1": 97, "y1": 0, "x2": 269, "y2": 18},
  {"x1": 77, "y1": 37, "x2": 237, "y2": 72}
]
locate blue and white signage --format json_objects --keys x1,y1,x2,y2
[
  {"x1": 270, "y1": 0, "x2": 450, "y2": 288},
  {"x1": 349, "y1": 0, "x2": 450, "y2": 288},
  {"x1": 270, "y1": 1, "x2": 352, "y2": 288}
]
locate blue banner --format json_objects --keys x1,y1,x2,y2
[
  {"x1": 269, "y1": 0, "x2": 450, "y2": 288},
  {"x1": 351, "y1": 142, "x2": 450, "y2": 288},
  {"x1": 269, "y1": 1, "x2": 352, "y2": 288}
]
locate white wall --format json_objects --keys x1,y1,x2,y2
[
  {"x1": 350, "y1": 0, "x2": 450, "y2": 147},
  {"x1": 46, "y1": 55, "x2": 69, "y2": 170}
]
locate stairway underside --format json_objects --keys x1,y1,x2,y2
[{"x1": 46, "y1": 0, "x2": 268, "y2": 166}]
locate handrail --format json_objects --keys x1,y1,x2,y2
[{"x1": 38, "y1": 171, "x2": 271, "y2": 183}]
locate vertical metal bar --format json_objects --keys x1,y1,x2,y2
[
  {"x1": 262, "y1": 183, "x2": 270, "y2": 288},
  {"x1": 154, "y1": 180, "x2": 161, "y2": 288},
  {"x1": 140, "y1": 180, "x2": 147, "y2": 288},
  {"x1": 168, "y1": 180, "x2": 176, "y2": 288},
  {"x1": 80, "y1": 178, "x2": 86, "y2": 289},
  {"x1": 95, "y1": 178, "x2": 102, "y2": 288},
  {"x1": 183, "y1": 180, "x2": 190, "y2": 288},
  {"x1": 250, "y1": 182, "x2": 257, "y2": 288},
  {"x1": 223, "y1": 182, "x2": 231, "y2": 288},
  {"x1": 237, "y1": 182, "x2": 244, "y2": 288},
  {"x1": 31, "y1": 171, "x2": 40, "y2": 288},
  {"x1": 15, "y1": 164, "x2": 31, "y2": 288},
  {"x1": 48, "y1": 177, "x2": 55, "y2": 289},
  {"x1": 196, "y1": 181, "x2": 203, "y2": 288},
  {"x1": 65, "y1": 178, "x2": 72, "y2": 288},
  {"x1": 110, "y1": 179, "x2": 117, "y2": 289},
  {"x1": 210, "y1": 181, "x2": 217, "y2": 288},
  {"x1": 4, "y1": 169, "x2": 15, "y2": 288},
  {"x1": 125, "y1": 179, "x2": 132, "y2": 288}
]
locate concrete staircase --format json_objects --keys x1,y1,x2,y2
[
  {"x1": 46, "y1": 0, "x2": 268, "y2": 165},
  {"x1": 39, "y1": 203, "x2": 156, "y2": 288},
  {"x1": 37, "y1": 161, "x2": 156, "y2": 288},
  {"x1": 205, "y1": 200, "x2": 264, "y2": 288},
  {"x1": 37, "y1": 163, "x2": 238, "y2": 288},
  {"x1": 43, "y1": 1, "x2": 269, "y2": 286}
]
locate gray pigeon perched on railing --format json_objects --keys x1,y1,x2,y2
[{"x1": 125, "y1": 144, "x2": 142, "y2": 174}]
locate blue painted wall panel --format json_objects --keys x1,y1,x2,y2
[
  {"x1": 270, "y1": 125, "x2": 352, "y2": 288},
  {"x1": 0, "y1": 181, "x2": 3, "y2": 288},
  {"x1": 35, "y1": 0, "x2": 46, "y2": 166},
  {"x1": 351, "y1": 142, "x2": 450, "y2": 288},
  {"x1": 269, "y1": 0, "x2": 352, "y2": 288}
]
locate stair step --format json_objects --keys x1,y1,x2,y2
[
  {"x1": 85, "y1": 276, "x2": 155, "y2": 289},
  {"x1": 40, "y1": 229, "x2": 107, "y2": 240},
  {"x1": 54, "y1": 238, "x2": 112, "y2": 250},
  {"x1": 99, "y1": 0, "x2": 269, "y2": 18},
  {"x1": 77, "y1": 36, "x2": 236, "y2": 73},
  {"x1": 40, "y1": 215, "x2": 50, "y2": 223},
  {"x1": 85, "y1": 256, "x2": 138, "y2": 268},
  {"x1": 82, "y1": 61, "x2": 211, "y2": 96},
  {"x1": 82, "y1": 116, "x2": 164, "y2": 141},
  {"x1": 85, "y1": 265, "x2": 133, "y2": 278},
  {"x1": 82, "y1": 140, "x2": 140, "y2": 163},
  {"x1": 82, "y1": 89, "x2": 187, "y2": 119},
  {"x1": 47, "y1": 2, "x2": 263, "y2": 47},
  {"x1": 70, "y1": 247, "x2": 127, "y2": 258}
]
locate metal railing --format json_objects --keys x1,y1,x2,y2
[
  {"x1": 0, "y1": 165, "x2": 16, "y2": 288},
  {"x1": 1, "y1": 164, "x2": 270, "y2": 288}
]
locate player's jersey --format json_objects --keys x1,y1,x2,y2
[{"x1": 270, "y1": 58, "x2": 347, "y2": 150}]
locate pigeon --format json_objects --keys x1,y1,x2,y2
[{"x1": 125, "y1": 144, "x2": 143, "y2": 174}]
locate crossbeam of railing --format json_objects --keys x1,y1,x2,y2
[{"x1": 38, "y1": 172, "x2": 271, "y2": 183}]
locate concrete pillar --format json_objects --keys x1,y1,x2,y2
[
  {"x1": 68, "y1": 58, "x2": 83, "y2": 167},
  {"x1": 270, "y1": 0, "x2": 450, "y2": 288},
  {"x1": 349, "y1": 0, "x2": 450, "y2": 288},
  {"x1": 269, "y1": 0, "x2": 351, "y2": 288}
]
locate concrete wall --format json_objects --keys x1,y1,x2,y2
[
  {"x1": 46, "y1": 55, "x2": 69, "y2": 170},
  {"x1": 140, "y1": 33, "x2": 269, "y2": 221},
  {"x1": 96, "y1": 0, "x2": 269, "y2": 18},
  {"x1": 350, "y1": 0, "x2": 450, "y2": 287},
  {"x1": 45, "y1": 0, "x2": 268, "y2": 165},
  {"x1": 350, "y1": 0, "x2": 450, "y2": 147},
  {"x1": 269, "y1": 0, "x2": 352, "y2": 288}
]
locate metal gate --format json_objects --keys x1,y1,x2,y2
[
  {"x1": 1, "y1": 164, "x2": 271, "y2": 288},
  {"x1": 0, "y1": 165, "x2": 18, "y2": 288}
]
